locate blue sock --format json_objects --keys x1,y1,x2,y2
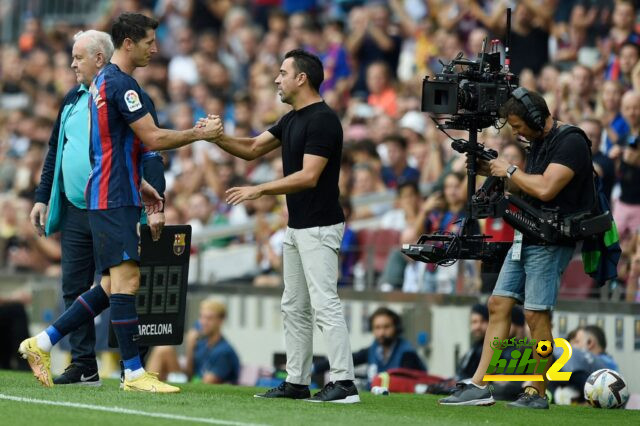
[
  {"x1": 110, "y1": 293, "x2": 141, "y2": 363},
  {"x1": 44, "y1": 325, "x2": 63, "y2": 346},
  {"x1": 49, "y1": 285, "x2": 110, "y2": 345}
]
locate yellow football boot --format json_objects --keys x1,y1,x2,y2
[
  {"x1": 18, "y1": 337, "x2": 53, "y2": 388},
  {"x1": 123, "y1": 371, "x2": 181, "y2": 393}
]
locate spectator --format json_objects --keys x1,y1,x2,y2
[
  {"x1": 456, "y1": 304, "x2": 489, "y2": 381},
  {"x1": 347, "y1": 4, "x2": 402, "y2": 96},
  {"x1": 605, "y1": 41, "x2": 640, "y2": 89},
  {"x1": 366, "y1": 61, "x2": 398, "y2": 118},
  {"x1": 567, "y1": 64, "x2": 596, "y2": 122},
  {"x1": 611, "y1": 91, "x2": 640, "y2": 241},
  {"x1": 167, "y1": 27, "x2": 198, "y2": 85},
  {"x1": 572, "y1": 325, "x2": 620, "y2": 371},
  {"x1": 596, "y1": 80, "x2": 628, "y2": 154},
  {"x1": 605, "y1": 0, "x2": 640, "y2": 52},
  {"x1": 147, "y1": 298, "x2": 240, "y2": 384},
  {"x1": 380, "y1": 134, "x2": 419, "y2": 189},
  {"x1": 380, "y1": 179, "x2": 421, "y2": 232},
  {"x1": 301, "y1": 20, "x2": 351, "y2": 96},
  {"x1": 579, "y1": 118, "x2": 615, "y2": 203},
  {"x1": 383, "y1": 171, "x2": 476, "y2": 294},
  {"x1": 506, "y1": 2, "x2": 552, "y2": 76},
  {"x1": 313, "y1": 307, "x2": 425, "y2": 387},
  {"x1": 551, "y1": 327, "x2": 609, "y2": 404}
]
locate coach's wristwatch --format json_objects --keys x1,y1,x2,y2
[{"x1": 506, "y1": 165, "x2": 519, "y2": 179}]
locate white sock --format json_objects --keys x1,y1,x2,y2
[
  {"x1": 35, "y1": 332, "x2": 53, "y2": 352},
  {"x1": 125, "y1": 367, "x2": 145, "y2": 380},
  {"x1": 463, "y1": 378, "x2": 486, "y2": 389}
]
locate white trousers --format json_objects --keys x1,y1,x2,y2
[{"x1": 281, "y1": 223, "x2": 355, "y2": 385}]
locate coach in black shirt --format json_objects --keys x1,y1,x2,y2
[{"x1": 202, "y1": 49, "x2": 358, "y2": 404}]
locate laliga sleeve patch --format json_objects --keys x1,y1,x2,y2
[{"x1": 124, "y1": 89, "x2": 142, "y2": 112}]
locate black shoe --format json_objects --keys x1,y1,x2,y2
[
  {"x1": 53, "y1": 363, "x2": 101, "y2": 386},
  {"x1": 306, "y1": 381, "x2": 360, "y2": 404},
  {"x1": 254, "y1": 381, "x2": 310, "y2": 399},
  {"x1": 507, "y1": 386, "x2": 550, "y2": 409}
]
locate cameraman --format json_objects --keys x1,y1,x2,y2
[{"x1": 440, "y1": 89, "x2": 594, "y2": 409}]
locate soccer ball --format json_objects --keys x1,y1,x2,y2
[
  {"x1": 535, "y1": 340, "x2": 553, "y2": 357},
  {"x1": 583, "y1": 369, "x2": 629, "y2": 408}
]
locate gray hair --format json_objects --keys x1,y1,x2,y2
[{"x1": 73, "y1": 30, "x2": 114, "y2": 62}]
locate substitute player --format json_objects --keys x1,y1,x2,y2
[
  {"x1": 19, "y1": 13, "x2": 222, "y2": 393},
  {"x1": 29, "y1": 29, "x2": 166, "y2": 387}
]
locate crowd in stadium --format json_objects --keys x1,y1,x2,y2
[{"x1": 1, "y1": 0, "x2": 640, "y2": 301}]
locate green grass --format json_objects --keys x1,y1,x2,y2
[{"x1": 0, "y1": 371, "x2": 637, "y2": 426}]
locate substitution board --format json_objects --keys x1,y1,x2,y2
[{"x1": 109, "y1": 224, "x2": 192, "y2": 347}]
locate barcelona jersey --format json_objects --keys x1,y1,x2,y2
[{"x1": 87, "y1": 63, "x2": 158, "y2": 210}]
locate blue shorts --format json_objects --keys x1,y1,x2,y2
[
  {"x1": 87, "y1": 207, "x2": 141, "y2": 274},
  {"x1": 492, "y1": 244, "x2": 575, "y2": 311}
]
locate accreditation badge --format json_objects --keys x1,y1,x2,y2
[{"x1": 511, "y1": 230, "x2": 523, "y2": 261}]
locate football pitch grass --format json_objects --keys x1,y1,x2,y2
[{"x1": 0, "y1": 371, "x2": 637, "y2": 426}]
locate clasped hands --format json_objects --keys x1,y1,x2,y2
[{"x1": 194, "y1": 114, "x2": 223, "y2": 140}]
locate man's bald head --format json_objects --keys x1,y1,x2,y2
[{"x1": 621, "y1": 90, "x2": 640, "y2": 128}]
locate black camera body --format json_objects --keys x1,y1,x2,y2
[
  {"x1": 401, "y1": 35, "x2": 519, "y2": 267},
  {"x1": 421, "y1": 48, "x2": 516, "y2": 130}
]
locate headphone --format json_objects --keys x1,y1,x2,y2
[
  {"x1": 369, "y1": 307, "x2": 403, "y2": 337},
  {"x1": 511, "y1": 87, "x2": 545, "y2": 132}
]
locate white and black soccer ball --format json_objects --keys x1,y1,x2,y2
[{"x1": 583, "y1": 369, "x2": 629, "y2": 408}]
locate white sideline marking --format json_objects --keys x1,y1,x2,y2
[{"x1": 0, "y1": 393, "x2": 267, "y2": 426}]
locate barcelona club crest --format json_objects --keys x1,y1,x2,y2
[{"x1": 173, "y1": 233, "x2": 186, "y2": 256}]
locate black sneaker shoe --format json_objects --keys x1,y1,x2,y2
[
  {"x1": 507, "y1": 386, "x2": 549, "y2": 409},
  {"x1": 53, "y1": 363, "x2": 101, "y2": 386},
  {"x1": 306, "y1": 381, "x2": 360, "y2": 404},
  {"x1": 254, "y1": 381, "x2": 310, "y2": 399},
  {"x1": 438, "y1": 381, "x2": 495, "y2": 406}
]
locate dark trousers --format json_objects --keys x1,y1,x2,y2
[
  {"x1": 60, "y1": 195, "x2": 97, "y2": 369},
  {"x1": 0, "y1": 302, "x2": 30, "y2": 370}
]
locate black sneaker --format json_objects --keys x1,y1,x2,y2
[
  {"x1": 53, "y1": 363, "x2": 101, "y2": 386},
  {"x1": 306, "y1": 381, "x2": 360, "y2": 404},
  {"x1": 254, "y1": 381, "x2": 310, "y2": 399},
  {"x1": 438, "y1": 381, "x2": 495, "y2": 406},
  {"x1": 507, "y1": 386, "x2": 549, "y2": 409}
]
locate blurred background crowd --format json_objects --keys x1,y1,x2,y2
[{"x1": 1, "y1": 0, "x2": 640, "y2": 303}]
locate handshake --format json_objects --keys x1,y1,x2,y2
[{"x1": 194, "y1": 114, "x2": 224, "y2": 141}]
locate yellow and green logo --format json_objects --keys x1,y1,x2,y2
[{"x1": 482, "y1": 337, "x2": 573, "y2": 382}]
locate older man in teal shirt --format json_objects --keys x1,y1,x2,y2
[{"x1": 29, "y1": 30, "x2": 166, "y2": 386}]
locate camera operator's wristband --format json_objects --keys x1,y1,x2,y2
[{"x1": 506, "y1": 165, "x2": 519, "y2": 179}]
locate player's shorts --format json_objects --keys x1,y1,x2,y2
[{"x1": 87, "y1": 206, "x2": 141, "y2": 274}]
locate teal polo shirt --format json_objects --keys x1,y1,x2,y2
[{"x1": 61, "y1": 85, "x2": 92, "y2": 209}]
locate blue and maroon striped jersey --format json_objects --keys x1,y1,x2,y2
[{"x1": 87, "y1": 63, "x2": 158, "y2": 210}]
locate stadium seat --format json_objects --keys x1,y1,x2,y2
[
  {"x1": 357, "y1": 229, "x2": 401, "y2": 273},
  {"x1": 559, "y1": 258, "x2": 596, "y2": 299}
]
